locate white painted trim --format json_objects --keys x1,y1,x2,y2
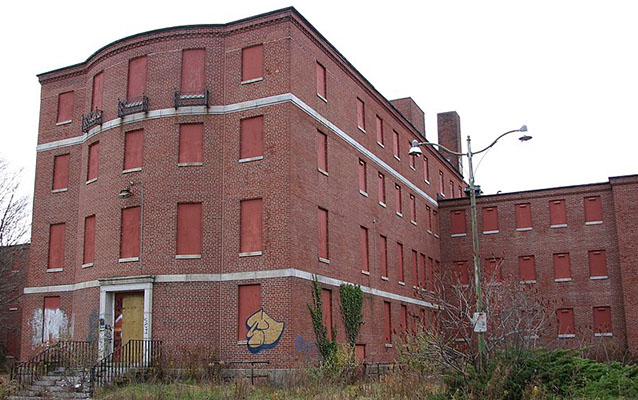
[
  {"x1": 359, "y1": 190, "x2": 368, "y2": 197},
  {"x1": 51, "y1": 188, "x2": 68, "y2": 193},
  {"x1": 23, "y1": 269, "x2": 439, "y2": 309},
  {"x1": 318, "y1": 257, "x2": 330, "y2": 264},
  {"x1": 86, "y1": 178, "x2": 97, "y2": 185},
  {"x1": 122, "y1": 167, "x2": 142, "y2": 174},
  {"x1": 483, "y1": 230, "x2": 499, "y2": 235},
  {"x1": 585, "y1": 221, "x2": 603, "y2": 225},
  {"x1": 175, "y1": 254, "x2": 202, "y2": 259},
  {"x1": 590, "y1": 275, "x2": 608, "y2": 280},
  {"x1": 238, "y1": 156, "x2": 264, "y2": 163},
  {"x1": 56, "y1": 120, "x2": 72, "y2": 126},
  {"x1": 550, "y1": 224, "x2": 567, "y2": 229},
  {"x1": 361, "y1": 270, "x2": 370, "y2": 275},
  {"x1": 36, "y1": 93, "x2": 439, "y2": 207},
  {"x1": 451, "y1": 233, "x2": 467, "y2": 238},
  {"x1": 46, "y1": 268, "x2": 63, "y2": 273},
  {"x1": 81, "y1": 263, "x2": 94, "y2": 269},
  {"x1": 317, "y1": 168, "x2": 329, "y2": 176},
  {"x1": 119, "y1": 257, "x2": 140, "y2": 263},
  {"x1": 554, "y1": 278, "x2": 572, "y2": 282},
  {"x1": 516, "y1": 227, "x2": 533, "y2": 232},
  {"x1": 240, "y1": 77, "x2": 263, "y2": 84},
  {"x1": 239, "y1": 251, "x2": 263, "y2": 257},
  {"x1": 178, "y1": 162, "x2": 203, "y2": 167}
]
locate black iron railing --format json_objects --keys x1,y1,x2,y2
[
  {"x1": 117, "y1": 95, "x2": 149, "y2": 118},
  {"x1": 81, "y1": 109, "x2": 103, "y2": 132},
  {"x1": 11, "y1": 341, "x2": 96, "y2": 387},
  {"x1": 173, "y1": 89, "x2": 209, "y2": 108},
  {"x1": 90, "y1": 339, "x2": 162, "y2": 388}
]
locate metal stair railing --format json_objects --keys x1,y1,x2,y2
[
  {"x1": 10, "y1": 341, "x2": 96, "y2": 387},
  {"x1": 90, "y1": 339, "x2": 162, "y2": 388}
]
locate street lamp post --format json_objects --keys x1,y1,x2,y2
[{"x1": 409, "y1": 125, "x2": 531, "y2": 369}]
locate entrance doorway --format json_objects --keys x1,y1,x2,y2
[{"x1": 113, "y1": 292, "x2": 144, "y2": 362}]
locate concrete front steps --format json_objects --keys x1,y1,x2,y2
[{"x1": 9, "y1": 367, "x2": 92, "y2": 400}]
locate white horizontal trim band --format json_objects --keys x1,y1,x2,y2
[
  {"x1": 23, "y1": 268, "x2": 437, "y2": 309},
  {"x1": 36, "y1": 93, "x2": 438, "y2": 207}
]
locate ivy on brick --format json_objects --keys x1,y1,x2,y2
[
  {"x1": 339, "y1": 283, "x2": 363, "y2": 347},
  {"x1": 308, "y1": 276, "x2": 337, "y2": 361}
]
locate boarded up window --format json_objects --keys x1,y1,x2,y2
[
  {"x1": 179, "y1": 123, "x2": 204, "y2": 164},
  {"x1": 48, "y1": 223, "x2": 65, "y2": 269},
  {"x1": 177, "y1": 203, "x2": 202, "y2": 256},
  {"x1": 240, "y1": 199, "x2": 263, "y2": 253},
  {"x1": 426, "y1": 257, "x2": 434, "y2": 291},
  {"x1": 423, "y1": 157, "x2": 429, "y2": 182},
  {"x1": 83, "y1": 215, "x2": 96, "y2": 265},
  {"x1": 120, "y1": 207, "x2": 141, "y2": 259},
  {"x1": 384, "y1": 302, "x2": 392, "y2": 343},
  {"x1": 593, "y1": 306, "x2": 612, "y2": 334},
  {"x1": 376, "y1": 115, "x2": 383, "y2": 144},
  {"x1": 454, "y1": 261, "x2": 469, "y2": 285},
  {"x1": 516, "y1": 203, "x2": 532, "y2": 229},
  {"x1": 410, "y1": 154, "x2": 416, "y2": 169},
  {"x1": 56, "y1": 91, "x2": 74, "y2": 123},
  {"x1": 123, "y1": 129, "x2": 144, "y2": 171},
  {"x1": 451, "y1": 210, "x2": 466, "y2": 235},
  {"x1": 557, "y1": 308, "x2": 575, "y2": 335},
  {"x1": 181, "y1": 49, "x2": 206, "y2": 92},
  {"x1": 449, "y1": 181, "x2": 455, "y2": 198},
  {"x1": 519, "y1": 256, "x2": 536, "y2": 282},
  {"x1": 393, "y1": 130, "x2": 400, "y2": 159},
  {"x1": 317, "y1": 131, "x2": 327, "y2": 172},
  {"x1": 127, "y1": 56, "x2": 148, "y2": 99},
  {"x1": 397, "y1": 243, "x2": 404, "y2": 282},
  {"x1": 52, "y1": 154, "x2": 70, "y2": 191},
  {"x1": 410, "y1": 194, "x2": 416, "y2": 222},
  {"x1": 550, "y1": 200, "x2": 567, "y2": 226},
  {"x1": 438, "y1": 171, "x2": 444, "y2": 196},
  {"x1": 401, "y1": 304, "x2": 408, "y2": 335},
  {"x1": 360, "y1": 226, "x2": 369, "y2": 272},
  {"x1": 318, "y1": 208, "x2": 329, "y2": 259},
  {"x1": 322, "y1": 289, "x2": 333, "y2": 340},
  {"x1": 482, "y1": 207, "x2": 499, "y2": 232},
  {"x1": 87, "y1": 142, "x2": 99, "y2": 182},
  {"x1": 432, "y1": 210, "x2": 439, "y2": 235},
  {"x1": 378, "y1": 172, "x2": 386, "y2": 204},
  {"x1": 357, "y1": 98, "x2": 365, "y2": 130},
  {"x1": 426, "y1": 206, "x2": 432, "y2": 231},
  {"x1": 43, "y1": 297, "x2": 61, "y2": 342},
  {"x1": 358, "y1": 159, "x2": 367, "y2": 193},
  {"x1": 242, "y1": 44, "x2": 263, "y2": 82},
  {"x1": 92, "y1": 72, "x2": 104, "y2": 110},
  {"x1": 589, "y1": 250, "x2": 607, "y2": 277},
  {"x1": 584, "y1": 196, "x2": 603, "y2": 223},
  {"x1": 380, "y1": 235, "x2": 388, "y2": 277},
  {"x1": 240, "y1": 116, "x2": 264, "y2": 160},
  {"x1": 316, "y1": 62, "x2": 326, "y2": 99},
  {"x1": 553, "y1": 253, "x2": 571, "y2": 279},
  {"x1": 395, "y1": 184, "x2": 402, "y2": 214},
  {"x1": 485, "y1": 258, "x2": 502, "y2": 282},
  {"x1": 411, "y1": 250, "x2": 418, "y2": 287},
  {"x1": 354, "y1": 344, "x2": 365, "y2": 361},
  {"x1": 238, "y1": 284, "x2": 261, "y2": 340},
  {"x1": 419, "y1": 254, "x2": 426, "y2": 287}
]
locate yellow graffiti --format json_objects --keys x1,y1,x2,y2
[{"x1": 246, "y1": 308, "x2": 285, "y2": 353}]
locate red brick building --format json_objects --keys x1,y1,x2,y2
[
  {"x1": 20, "y1": 6, "x2": 638, "y2": 373},
  {"x1": 21, "y1": 7, "x2": 466, "y2": 370},
  {"x1": 1, "y1": 244, "x2": 28, "y2": 361}
]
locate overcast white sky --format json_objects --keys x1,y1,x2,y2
[{"x1": 1, "y1": 0, "x2": 637, "y2": 197}]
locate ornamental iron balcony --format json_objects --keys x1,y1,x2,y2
[
  {"x1": 174, "y1": 88, "x2": 210, "y2": 108},
  {"x1": 117, "y1": 95, "x2": 149, "y2": 118},
  {"x1": 81, "y1": 109, "x2": 103, "y2": 133}
]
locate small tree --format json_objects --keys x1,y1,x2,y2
[
  {"x1": 339, "y1": 283, "x2": 363, "y2": 347},
  {"x1": 308, "y1": 277, "x2": 337, "y2": 361}
]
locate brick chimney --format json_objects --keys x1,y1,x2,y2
[
  {"x1": 437, "y1": 111, "x2": 463, "y2": 176},
  {"x1": 390, "y1": 97, "x2": 425, "y2": 137}
]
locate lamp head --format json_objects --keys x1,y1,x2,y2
[
  {"x1": 408, "y1": 139, "x2": 423, "y2": 157},
  {"x1": 118, "y1": 188, "x2": 132, "y2": 199},
  {"x1": 518, "y1": 135, "x2": 532, "y2": 142}
]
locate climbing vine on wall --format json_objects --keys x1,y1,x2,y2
[
  {"x1": 308, "y1": 277, "x2": 337, "y2": 360},
  {"x1": 339, "y1": 283, "x2": 363, "y2": 347}
]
